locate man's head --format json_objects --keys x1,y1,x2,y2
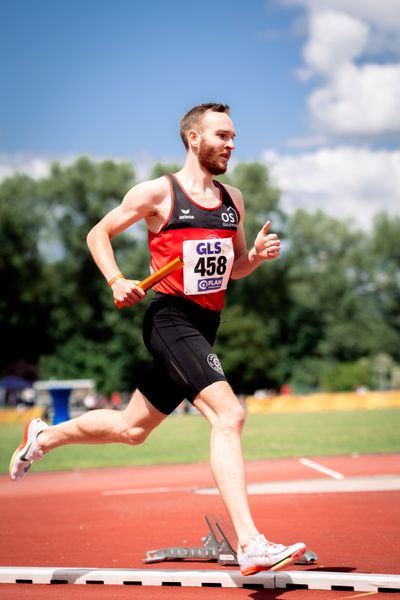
[
  {"x1": 180, "y1": 103, "x2": 235, "y2": 175},
  {"x1": 180, "y1": 103, "x2": 231, "y2": 149}
]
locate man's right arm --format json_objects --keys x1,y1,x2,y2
[{"x1": 86, "y1": 178, "x2": 165, "y2": 307}]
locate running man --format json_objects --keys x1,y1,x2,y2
[{"x1": 10, "y1": 103, "x2": 306, "y2": 575}]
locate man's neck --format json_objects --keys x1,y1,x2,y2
[{"x1": 175, "y1": 154, "x2": 215, "y2": 193}]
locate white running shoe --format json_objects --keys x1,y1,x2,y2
[
  {"x1": 238, "y1": 534, "x2": 306, "y2": 576},
  {"x1": 9, "y1": 418, "x2": 48, "y2": 481}
]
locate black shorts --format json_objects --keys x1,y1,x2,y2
[{"x1": 137, "y1": 293, "x2": 227, "y2": 415}]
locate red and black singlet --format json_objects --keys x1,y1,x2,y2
[{"x1": 148, "y1": 173, "x2": 240, "y2": 311}]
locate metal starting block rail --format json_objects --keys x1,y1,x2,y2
[{"x1": 144, "y1": 515, "x2": 317, "y2": 567}]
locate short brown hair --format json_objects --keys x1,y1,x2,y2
[{"x1": 180, "y1": 103, "x2": 230, "y2": 149}]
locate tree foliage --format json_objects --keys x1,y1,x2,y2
[
  {"x1": 0, "y1": 175, "x2": 51, "y2": 369},
  {"x1": 1, "y1": 158, "x2": 399, "y2": 395}
]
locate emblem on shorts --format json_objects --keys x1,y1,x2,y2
[{"x1": 207, "y1": 353, "x2": 224, "y2": 375}]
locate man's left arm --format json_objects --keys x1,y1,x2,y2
[{"x1": 229, "y1": 189, "x2": 281, "y2": 280}]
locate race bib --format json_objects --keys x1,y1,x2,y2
[{"x1": 183, "y1": 238, "x2": 234, "y2": 295}]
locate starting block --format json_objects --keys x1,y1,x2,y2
[{"x1": 144, "y1": 515, "x2": 317, "y2": 567}]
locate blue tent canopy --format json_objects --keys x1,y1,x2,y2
[{"x1": 0, "y1": 376, "x2": 34, "y2": 390}]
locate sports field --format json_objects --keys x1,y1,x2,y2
[
  {"x1": 1, "y1": 408, "x2": 399, "y2": 474},
  {"x1": 1, "y1": 452, "x2": 400, "y2": 598},
  {"x1": 1, "y1": 407, "x2": 400, "y2": 598}
]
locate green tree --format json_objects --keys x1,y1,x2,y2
[
  {"x1": 284, "y1": 209, "x2": 400, "y2": 391},
  {"x1": 37, "y1": 157, "x2": 153, "y2": 393},
  {"x1": 0, "y1": 174, "x2": 51, "y2": 372},
  {"x1": 40, "y1": 157, "x2": 136, "y2": 342},
  {"x1": 215, "y1": 305, "x2": 277, "y2": 393},
  {"x1": 3, "y1": 157, "x2": 399, "y2": 397},
  {"x1": 150, "y1": 162, "x2": 181, "y2": 179},
  {"x1": 319, "y1": 359, "x2": 374, "y2": 392},
  {"x1": 368, "y1": 212, "x2": 400, "y2": 360}
]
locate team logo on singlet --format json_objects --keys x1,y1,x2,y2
[
  {"x1": 207, "y1": 353, "x2": 225, "y2": 375},
  {"x1": 179, "y1": 208, "x2": 194, "y2": 220},
  {"x1": 220, "y1": 206, "x2": 238, "y2": 227}
]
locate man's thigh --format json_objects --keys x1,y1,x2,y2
[{"x1": 193, "y1": 380, "x2": 245, "y2": 427}]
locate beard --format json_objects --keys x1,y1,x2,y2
[{"x1": 198, "y1": 139, "x2": 229, "y2": 175}]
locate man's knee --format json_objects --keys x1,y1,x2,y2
[
  {"x1": 117, "y1": 389, "x2": 166, "y2": 445},
  {"x1": 217, "y1": 404, "x2": 246, "y2": 434},
  {"x1": 205, "y1": 396, "x2": 246, "y2": 434},
  {"x1": 125, "y1": 426, "x2": 149, "y2": 446},
  {"x1": 117, "y1": 413, "x2": 151, "y2": 445},
  {"x1": 195, "y1": 381, "x2": 246, "y2": 434}
]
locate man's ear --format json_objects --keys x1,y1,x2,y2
[{"x1": 188, "y1": 129, "x2": 200, "y2": 150}]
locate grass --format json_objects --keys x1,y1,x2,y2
[{"x1": 1, "y1": 408, "x2": 399, "y2": 475}]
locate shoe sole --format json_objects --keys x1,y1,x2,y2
[
  {"x1": 241, "y1": 546, "x2": 307, "y2": 576},
  {"x1": 9, "y1": 419, "x2": 34, "y2": 480}
]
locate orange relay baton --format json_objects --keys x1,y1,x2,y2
[{"x1": 114, "y1": 256, "x2": 184, "y2": 308}]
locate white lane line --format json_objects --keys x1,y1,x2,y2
[
  {"x1": 195, "y1": 475, "x2": 400, "y2": 495},
  {"x1": 299, "y1": 457, "x2": 345, "y2": 480},
  {"x1": 101, "y1": 486, "x2": 193, "y2": 496}
]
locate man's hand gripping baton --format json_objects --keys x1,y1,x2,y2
[{"x1": 114, "y1": 256, "x2": 184, "y2": 308}]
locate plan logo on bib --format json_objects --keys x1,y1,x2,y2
[
  {"x1": 198, "y1": 278, "x2": 223, "y2": 292},
  {"x1": 207, "y1": 353, "x2": 224, "y2": 375}
]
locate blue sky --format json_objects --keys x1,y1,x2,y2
[
  {"x1": 1, "y1": 0, "x2": 308, "y2": 157},
  {"x1": 1, "y1": 0, "x2": 399, "y2": 227}
]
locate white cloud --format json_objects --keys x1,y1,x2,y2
[
  {"x1": 0, "y1": 152, "x2": 160, "y2": 184},
  {"x1": 264, "y1": 0, "x2": 400, "y2": 229},
  {"x1": 309, "y1": 63, "x2": 400, "y2": 135},
  {"x1": 263, "y1": 147, "x2": 400, "y2": 229},
  {"x1": 0, "y1": 154, "x2": 54, "y2": 181},
  {"x1": 285, "y1": 135, "x2": 328, "y2": 149},
  {"x1": 284, "y1": 0, "x2": 400, "y2": 33},
  {"x1": 303, "y1": 11, "x2": 369, "y2": 76},
  {"x1": 283, "y1": 0, "x2": 400, "y2": 139},
  {"x1": 304, "y1": 11, "x2": 400, "y2": 138}
]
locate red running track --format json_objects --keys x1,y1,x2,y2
[{"x1": 0, "y1": 454, "x2": 399, "y2": 600}]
